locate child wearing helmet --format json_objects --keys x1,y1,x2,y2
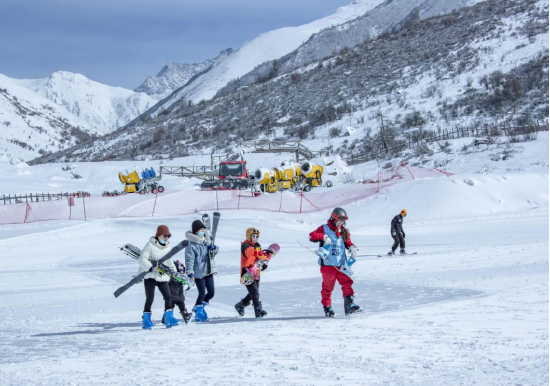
[
  {"x1": 234, "y1": 228, "x2": 268, "y2": 318},
  {"x1": 389, "y1": 209, "x2": 407, "y2": 256},
  {"x1": 309, "y1": 207, "x2": 362, "y2": 317}
]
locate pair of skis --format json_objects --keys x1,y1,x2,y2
[
  {"x1": 113, "y1": 212, "x2": 220, "y2": 298},
  {"x1": 119, "y1": 244, "x2": 194, "y2": 288}
]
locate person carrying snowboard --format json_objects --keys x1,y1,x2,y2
[
  {"x1": 138, "y1": 225, "x2": 180, "y2": 329},
  {"x1": 234, "y1": 228, "x2": 268, "y2": 318},
  {"x1": 161, "y1": 261, "x2": 192, "y2": 324},
  {"x1": 309, "y1": 207, "x2": 362, "y2": 317},
  {"x1": 389, "y1": 209, "x2": 407, "y2": 256},
  {"x1": 185, "y1": 219, "x2": 218, "y2": 322}
]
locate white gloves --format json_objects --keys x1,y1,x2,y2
[
  {"x1": 323, "y1": 235, "x2": 332, "y2": 246},
  {"x1": 350, "y1": 245, "x2": 359, "y2": 258}
]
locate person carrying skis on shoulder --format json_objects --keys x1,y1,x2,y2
[
  {"x1": 309, "y1": 207, "x2": 362, "y2": 317},
  {"x1": 161, "y1": 261, "x2": 192, "y2": 324},
  {"x1": 185, "y1": 219, "x2": 218, "y2": 322},
  {"x1": 234, "y1": 228, "x2": 268, "y2": 318},
  {"x1": 138, "y1": 225, "x2": 180, "y2": 329},
  {"x1": 389, "y1": 209, "x2": 407, "y2": 256}
]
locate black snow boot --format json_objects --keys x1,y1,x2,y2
[
  {"x1": 180, "y1": 309, "x2": 192, "y2": 324},
  {"x1": 344, "y1": 295, "x2": 363, "y2": 316},
  {"x1": 234, "y1": 299, "x2": 251, "y2": 316},
  {"x1": 323, "y1": 305, "x2": 335, "y2": 317},
  {"x1": 400, "y1": 249, "x2": 407, "y2": 255},
  {"x1": 254, "y1": 302, "x2": 267, "y2": 318},
  {"x1": 388, "y1": 250, "x2": 395, "y2": 256}
]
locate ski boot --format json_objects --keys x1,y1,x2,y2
[
  {"x1": 163, "y1": 309, "x2": 180, "y2": 328},
  {"x1": 254, "y1": 302, "x2": 267, "y2": 318},
  {"x1": 388, "y1": 250, "x2": 395, "y2": 256},
  {"x1": 400, "y1": 249, "x2": 407, "y2": 255},
  {"x1": 142, "y1": 312, "x2": 154, "y2": 330},
  {"x1": 323, "y1": 305, "x2": 335, "y2": 317},
  {"x1": 180, "y1": 309, "x2": 192, "y2": 324},
  {"x1": 193, "y1": 305, "x2": 208, "y2": 322},
  {"x1": 344, "y1": 295, "x2": 363, "y2": 316},
  {"x1": 234, "y1": 299, "x2": 251, "y2": 316}
]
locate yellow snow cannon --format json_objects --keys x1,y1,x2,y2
[
  {"x1": 119, "y1": 170, "x2": 140, "y2": 184},
  {"x1": 300, "y1": 161, "x2": 325, "y2": 192},
  {"x1": 274, "y1": 162, "x2": 299, "y2": 190},
  {"x1": 254, "y1": 167, "x2": 279, "y2": 193}
]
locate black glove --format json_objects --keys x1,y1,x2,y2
[{"x1": 402, "y1": 232, "x2": 406, "y2": 239}]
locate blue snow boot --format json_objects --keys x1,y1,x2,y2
[
  {"x1": 142, "y1": 312, "x2": 154, "y2": 330},
  {"x1": 163, "y1": 309, "x2": 180, "y2": 328},
  {"x1": 194, "y1": 305, "x2": 208, "y2": 322}
]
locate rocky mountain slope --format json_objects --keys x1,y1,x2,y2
[{"x1": 31, "y1": 0, "x2": 549, "y2": 164}]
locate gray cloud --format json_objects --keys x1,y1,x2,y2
[{"x1": 0, "y1": 0, "x2": 354, "y2": 89}]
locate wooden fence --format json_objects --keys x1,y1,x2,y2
[
  {"x1": 346, "y1": 123, "x2": 549, "y2": 165},
  {"x1": 2, "y1": 191, "x2": 90, "y2": 205}
]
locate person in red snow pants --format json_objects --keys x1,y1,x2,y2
[{"x1": 309, "y1": 207, "x2": 363, "y2": 317}]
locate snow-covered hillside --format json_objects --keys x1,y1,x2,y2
[
  {"x1": 135, "y1": 49, "x2": 233, "y2": 99},
  {"x1": 15, "y1": 71, "x2": 156, "y2": 135},
  {"x1": 0, "y1": 133, "x2": 547, "y2": 384},
  {"x1": 37, "y1": 0, "x2": 547, "y2": 165},
  {"x1": 147, "y1": 0, "x2": 385, "y2": 114},
  {"x1": 0, "y1": 74, "x2": 98, "y2": 162}
]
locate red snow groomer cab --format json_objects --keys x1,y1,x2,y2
[{"x1": 200, "y1": 160, "x2": 251, "y2": 190}]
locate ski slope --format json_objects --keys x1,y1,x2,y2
[{"x1": 0, "y1": 135, "x2": 547, "y2": 385}]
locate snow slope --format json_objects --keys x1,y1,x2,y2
[
  {"x1": 150, "y1": 0, "x2": 385, "y2": 112},
  {"x1": 15, "y1": 71, "x2": 156, "y2": 134},
  {"x1": 0, "y1": 74, "x2": 98, "y2": 162},
  {"x1": 0, "y1": 163, "x2": 547, "y2": 384}
]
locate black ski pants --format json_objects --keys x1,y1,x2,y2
[
  {"x1": 391, "y1": 233, "x2": 405, "y2": 252},
  {"x1": 143, "y1": 279, "x2": 172, "y2": 313},
  {"x1": 243, "y1": 279, "x2": 261, "y2": 307},
  {"x1": 195, "y1": 274, "x2": 215, "y2": 306}
]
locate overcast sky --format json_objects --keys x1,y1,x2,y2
[{"x1": 0, "y1": 0, "x2": 353, "y2": 89}]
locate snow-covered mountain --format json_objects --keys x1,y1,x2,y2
[
  {"x1": 219, "y1": 0, "x2": 482, "y2": 95},
  {"x1": 135, "y1": 48, "x2": 233, "y2": 99},
  {"x1": 0, "y1": 73, "x2": 98, "y2": 162},
  {"x1": 30, "y1": 0, "x2": 549, "y2": 164},
  {"x1": 15, "y1": 71, "x2": 156, "y2": 135},
  {"x1": 144, "y1": 0, "x2": 386, "y2": 118}
]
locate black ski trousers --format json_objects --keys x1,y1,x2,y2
[
  {"x1": 143, "y1": 279, "x2": 172, "y2": 313},
  {"x1": 391, "y1": 233, "x2": 405, "y2": 252},
  {"x1": 195, "y1": 274, "x2": 215, "y2": 306},
  {"x1": 243, "y1": 279, "x2": 261, "y2": 307}
]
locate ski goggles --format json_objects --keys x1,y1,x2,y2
[{"x1": 331, "y1": 213, "x2": 348, "y2": 222}]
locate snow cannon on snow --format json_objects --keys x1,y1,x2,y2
[
  {"x1": 105, "y1": 167, "x2": 164, "y2": 196},
  {"x1": 274, "y1": 162, "x2": 301, "y2": 190},
  {"x1": 299, "y1": 161, "x2": 332, "y2": 192},
  {"x1": 254, "y1": 167, "x2": 278, "y2": 193},
  {"x1": 254, "y1": 162, "x2": 302, "y2": 193},
  {"x1": 200, "y1": 160, "x2": 250, "y2": 190}
]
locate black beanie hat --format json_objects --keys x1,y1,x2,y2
[{"x1": 192, "y1": 220, "x2": 206, "y2": 234}]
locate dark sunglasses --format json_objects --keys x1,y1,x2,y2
[{"x1": 163, "y1": 234, "x2": 171, "y2": 238}]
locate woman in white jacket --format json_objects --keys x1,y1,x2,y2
[{"x1": 139, "y1": 225, "x2": 180, "y2": 329}]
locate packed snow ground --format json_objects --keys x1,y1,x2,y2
[{"x1": 0, "y1": 135, "x2": 548, "y2": 385}]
